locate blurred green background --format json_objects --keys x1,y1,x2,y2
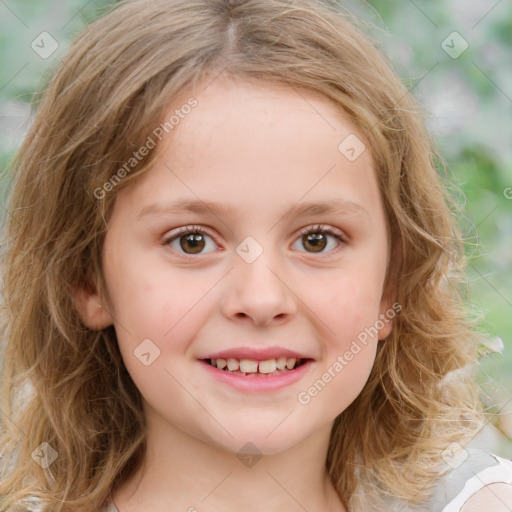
[{"x1": 1, "y1": 0, "x2": 511, "y2": 455}]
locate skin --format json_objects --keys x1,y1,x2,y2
[
  {"x1": 76, "y1": 75, "x2": 396, "y2": 511},
  {"x1": 460, "y1": 483, "x2": 512, "y2": 511}
]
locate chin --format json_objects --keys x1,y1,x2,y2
[{"x1": 206, "y1": 421, "x2": 312, "y2": 456}]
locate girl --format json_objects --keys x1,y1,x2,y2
[{"x1": 1, "y1": 0, "x2": 511, "y2": 510}]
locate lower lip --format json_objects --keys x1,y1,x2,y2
[{"x1": 199, "y1": 360, "x2": 313, "y2": 393}]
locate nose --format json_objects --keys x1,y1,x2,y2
[{"x1": 220, "y1": 246, "x2": 297, "y2": 326}]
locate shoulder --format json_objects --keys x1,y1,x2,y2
[
  {"x1": 460, "y1": 483, "x2": 512, "y2": 512},
  {"x1": 439, "y1": 453, "x2": 512, "y2": 512},
  {"x1": 459, "y1": 482, "x2": 512, "y2": 511}
]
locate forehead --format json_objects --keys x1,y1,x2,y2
[
  {"x1": 117, "y1": 76, "x2": 383, "y2": 223},
  {"x1": 164, "y1": 76, "x2": 367, "y2": 162}
]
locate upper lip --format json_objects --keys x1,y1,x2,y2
[{"x1": 199, "y1": 346, "x2": 314, "y2": 361}]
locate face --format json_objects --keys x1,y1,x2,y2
[{"x1": 79, "y1": 76, "x2": 393, "y2": 455}]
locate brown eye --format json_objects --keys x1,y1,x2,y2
[
  {"x1": 302, "y1": 232, "x2": 327, "y2": 253},
  {"x1": 164, "y1": 226, "x2": 217, "y2": 256},
  {"x1": 179, "y1": 233, "x2": 206, "y2": 254},
  {"x1": 292, "y1": 225, "x2": 345, "y2": 254}
]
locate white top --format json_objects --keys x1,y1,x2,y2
[
  {"x1": 104, "y1": 453, "x2": 512, "y2": 511},
  {"x1": 441, "y1": 454, "x2": 512, "y2": 512}
]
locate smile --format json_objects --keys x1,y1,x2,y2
[
  {"x1": 199, "y1": 357, "x2": 314, "y2": 393},
  {"x1": 204, "y1": 356, "x2": 307, "y2": 376}
]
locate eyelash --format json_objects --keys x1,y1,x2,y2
[
  {"x1": 296, "y1": 224, "x2": 347, "y2": 249},
  {"x1": 161, "y1": 224, "x2": 347, "y2": 258}
]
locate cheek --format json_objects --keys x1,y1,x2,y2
[
  {"x1": 298, "y1": 277, "x2": 381, "y2": 416},
  {"x1": 108, "y1": 261, "x2": 222, "y2": 386},
  {"x1": 305, "y1": 272, "x2": 382, "y2": 405},
  {"x1": 111, "y1": 278, "x2": 210, "y2": 408},
  {"x1": 104, "y1": 241, "x2": 206, "y2": 337},
  {"x1": 312, "y1": 340, "x2": 377, "y2": 419},
  {"x1": 313, "y1": 272, "x2": 384, "y2": 342}
]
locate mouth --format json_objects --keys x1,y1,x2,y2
[{"x1": 201, "y1": 356, "x2": 311, "y2": 377}]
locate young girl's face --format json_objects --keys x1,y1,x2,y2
[{"x1": 91, "y1": 76, "x2": 393, "y2": 454}]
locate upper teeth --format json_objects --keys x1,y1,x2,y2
[{"x1": 209, "y1": 357, "x2": 299, "y2": 373}]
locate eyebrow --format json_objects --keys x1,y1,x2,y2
[{"x1": 137, "y1": 198, "x2": 369, "y2": 221}]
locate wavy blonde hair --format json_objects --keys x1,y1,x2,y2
[{"x1": 0, "y1": 0, "x2": 486, "y2": 510}]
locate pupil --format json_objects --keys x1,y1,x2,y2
[
  {"x1": 180, "y1": 233, "x2": 205, "y2": 254},
  {"x1": 303, "y1": 233, "x2": 326, "y2": 252}
]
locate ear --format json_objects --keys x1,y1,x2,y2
[
  {"x1": 73, "y1": 273, "x2": 113, "y2": 330},
  {"x1": 377, "y1": 293, "x2": 397, "y2": 340}
]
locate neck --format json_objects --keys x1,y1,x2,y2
[{"x1": 112, "y1": 406, "x2": 346, "y2": 512}]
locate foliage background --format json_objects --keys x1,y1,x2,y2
[{"x1": 1, "y1": 0, "x2": 511, "y2": 455}]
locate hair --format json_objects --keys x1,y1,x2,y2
[{"x1": 0, "y1": 0, "x2": 487, "y2": 510}]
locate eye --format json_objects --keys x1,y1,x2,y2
[
  {"x1": 162, "y1": 225, "x2": 217, "y2": 256},
  {"x1": 292, "y1": 224, "x2": 346, "y2": 254},
  {"x1": 162, "y1": 224, "x2": 346, "y2": 257}
]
